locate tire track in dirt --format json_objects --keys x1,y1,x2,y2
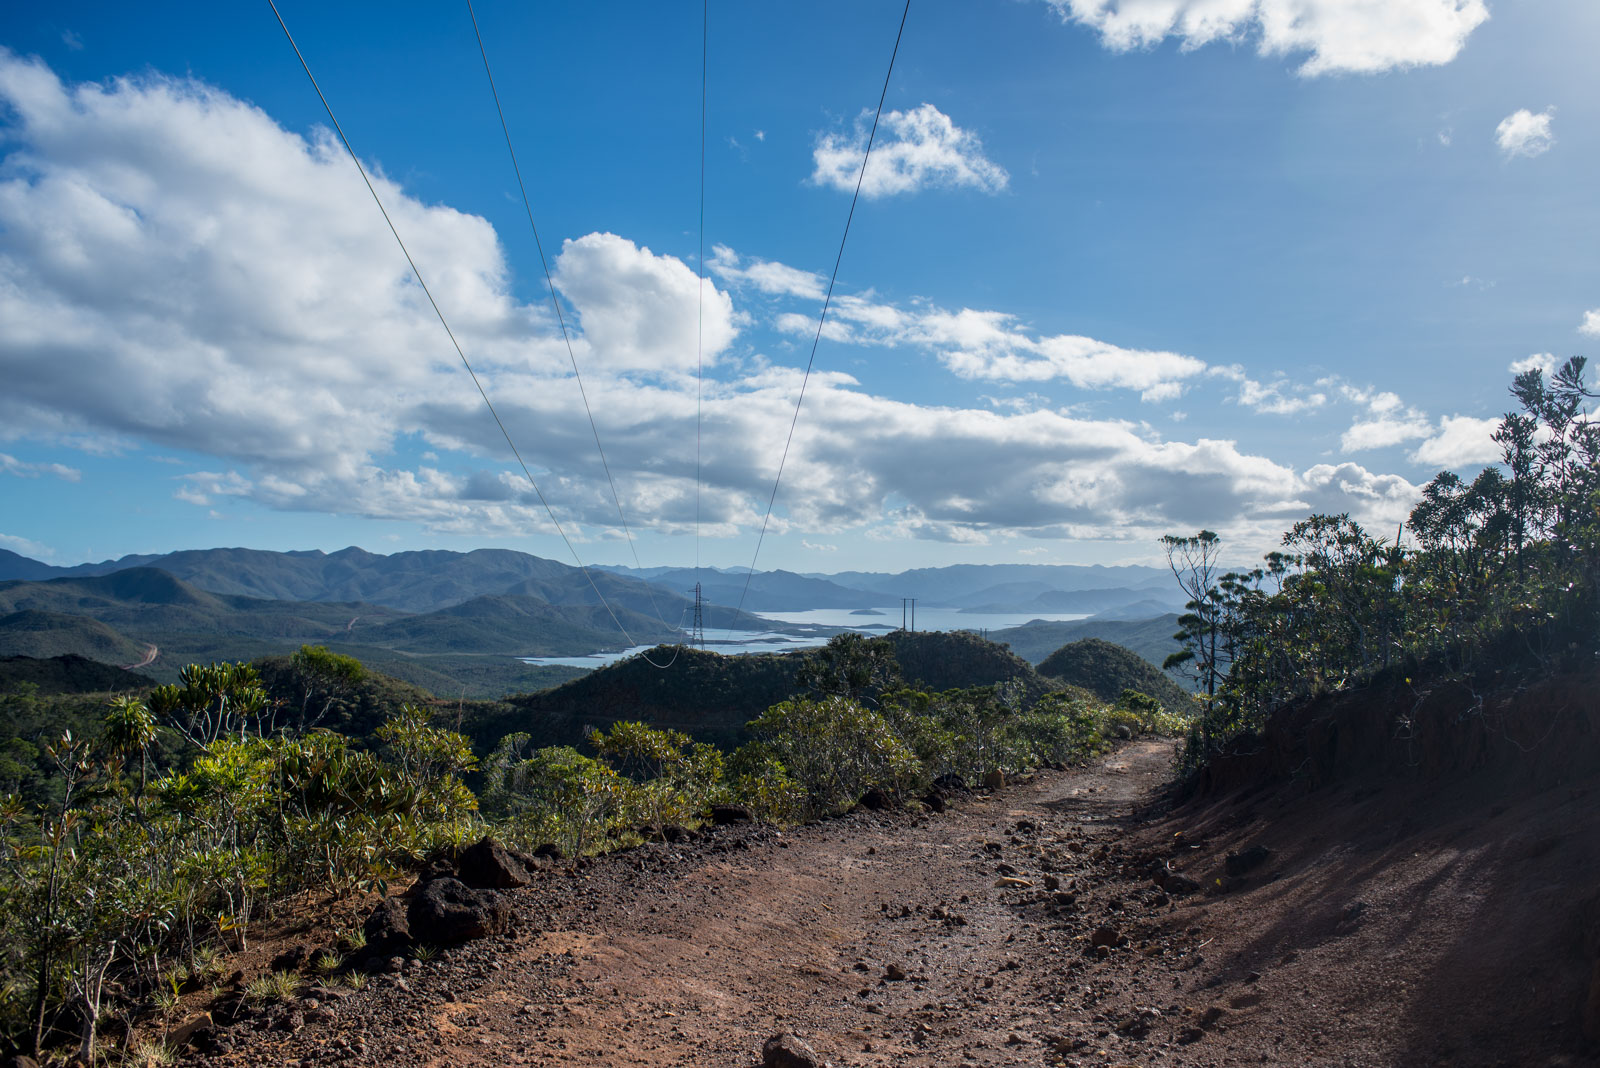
[{"x1": 207, "y1": 741, "x2": 1182, "y2": 1068}]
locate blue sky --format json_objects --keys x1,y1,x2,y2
[{"x1": 1, "y1": 0, "x2": 1596, "y2": 573}]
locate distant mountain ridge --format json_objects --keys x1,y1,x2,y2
[{"x1": 2, "y1": 547, "x2": 1179, "y2": 620}]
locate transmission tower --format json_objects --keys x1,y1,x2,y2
[{"x1": 691, "y1": 582, "x2": 706, "y2": 649}]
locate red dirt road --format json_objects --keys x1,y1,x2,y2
[{"x1": 203, "y1": 734, "x2": 1599, "y2": 1068}]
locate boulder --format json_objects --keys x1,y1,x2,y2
[
  {"x1": 982, "y1": 769, "x2": 1006, "y2": 790},
  {"x1": 921, "y1": 790, "x2": 947, "y2": 813},
  {"x1": 407, "y1": 877, "x2": 512, "y2": 944},
  {"x1": 532, "y1": 842, "x2": 566, "y2": 861},
  {"x1": 456, "y1": 836, "x2": 542, "y2": 889},
  {"x1": 932, "y1": 773, "x2": 967, "y2": 793},
  {"x1": 363, "y1": 896, "x2": 412, "y2": 954},
  {"x1": 1224, "y1": 844, "x2": 1272, "y2": 878},
  {"x1": 710, "y1": 804, "x2": 754, "y2": 825},
  {"x1": 762, "y1": 1033, "x2": 822, "y2": 1068},
  {"x1": 859, "y1": 787, "x2": 893, "y2": 811}
]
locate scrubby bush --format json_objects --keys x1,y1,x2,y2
[{"x1": 1166, "y1": 358, "x2": 1599, "y2": 772}]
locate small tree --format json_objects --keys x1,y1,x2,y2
[{"x1": 1161, "y1": 530, "x2": 1227, "y2": 708}]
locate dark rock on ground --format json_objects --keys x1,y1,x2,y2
[
  {"x1": 168, "y1": 1011, "x2": 214, "y2": 1049},
  {"x1": 982, "y1": 769, "x2": 1006, "y2": 790},
  {"x1": 363, "y1": 896, "x2": 412, "y2": 954},
  {"x1": 1090, "y1": 925, "x2": 1123, "y2": 949},
  {"x1": 1224, "y1": 844, "x2": 1272, "y2": 877},
  {"x1": 762, "y1": 1032, "x2": 822, "y2": 1068},
  {"x1": 922, "y1": 790, "x2": 947, "y2": 812},
  {"x1": 408, "y1": 877, "x2": 512, "y2": 944},
  {"x1": 270, "y1": 944, "x2": 310, "y2": 972},
  {"x1": 710, "y1": 804, "x2": 754, "y2": 825},
  {"x1": 532, "y1": 842, "x2": 566, "y2": 860},
  {"x1": 859, "y1": 787, "x2": 893, "y2": 811},
  {"x1": 456, "y1": 836, "x2": 542, "y2": 889}
]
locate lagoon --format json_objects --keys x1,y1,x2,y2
[{"x1": 519, "y1": 607, "x2": 1090, "y2": 669}]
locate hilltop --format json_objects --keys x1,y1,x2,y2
[
  {"x1": 500, "y1": 630, "x2": 1075, "y2": 750},
  {"x1": 1037, "y1": 636, "x2": 1193, "y2": 712}
]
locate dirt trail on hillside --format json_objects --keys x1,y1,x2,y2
[{"x1": 201, "y1": 736, "x2": 1599, "y2": 1068}]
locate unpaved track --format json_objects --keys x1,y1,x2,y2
[{"x1": 208, "y1": 742, "x2": 1191, "y2": 1067}]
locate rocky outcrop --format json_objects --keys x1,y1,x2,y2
[
  {"x1": 455, "y1": 836, "x2": 545, "y2": 889},
  {"x1": 408, "y1": 877, "x2": 513, "y2": 944}
]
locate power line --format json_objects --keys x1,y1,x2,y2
[
  {"x1": 695, "y1": 0, "x2": 708, "y2": 583},
  {"x1": 265, "y1": 0, "x2": 656, "y2": 657},
  {"x1": 466, "y1": 0, "x2": 673, "y2": 638},
  {"x1": 734, "y1": 0, "x2": 912, "y2": 619}
]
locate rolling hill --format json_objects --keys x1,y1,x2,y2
[
  {"x1": 496, "y1": 631, "x2": 1082, "y2": 750},
  {"x1": 1036, "y1": 637, "x2": 1194, "y2": 712},
  {"x1": 0, "y1": 570, "x2": 685, "y2": 693},
  {"x1": 992, "y1": 614, "x2": 1185, "y2": 677}
]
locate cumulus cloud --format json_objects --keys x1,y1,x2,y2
[
  {"x1": 554, "y1": 233, "x2": 737, "y2": 373},
  {"x1": 811, "y1": 103, "x2": 1008, "y2": 198},
  {"x1": 1210, "y1": 365, "x2": 1327, "y2": 415},
  {"x1": 1496, "y1": 108, "x2": 1555, "y2": 159},
  {"x1": 707, "y1": 245, "x2": 826, "y2": 300},
  {"x1": 1580, "y1": 309, "x2": 1600, "y2": 337},
  {"x1": 1339, "y1": 388, "x2": 1432, "y2": 451},
  {"x1": 1044, "y1": 0, "x2": 1489, "y2": 76},
  {"x1": 0, "y1": 452, "x2": 81, "y2": 481},
  {"x1": 1409, "y1": 415, "x2": 1502, "y2": 469},
  {"x1": 770, "y1": 295, "x2": 1206, "y2": 401},
  {"x1": 1509, "y1": 353, "x2": 1558, "y2": 376},
  {"x1": 0, "y1": 52, "x2": 1431, "y2": 555}
]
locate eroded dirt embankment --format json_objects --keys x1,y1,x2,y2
[{"x1": 194, "y1": 702, "x2": 1600, "y2": 1068}]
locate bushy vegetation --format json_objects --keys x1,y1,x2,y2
[
  {"x1": 1167, "y1": 358, "x2": 1598, "y2": 770},
  {"x1": 0, "y1": 631, "x2": 1185, "y2": 1058},
  {"x1": 0, "y1": 660, "x2": 478, "y2": 1060},
  {"x1": 1037, "y1": 637, "x2": 1193, "y2": 712}
]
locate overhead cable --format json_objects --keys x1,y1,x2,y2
[
  {"x1": 464, "y1": 0, "x2": 684, "y2": 668},
  {"x1": 733, "y1": 0, "x2": 912, "y2": 619},
  {"x1": 266, "y1": 0, "x2": 664, "y2": 661}
]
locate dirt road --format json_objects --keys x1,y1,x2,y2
[
  {"x1": 209, "y1": 742, "x2": 1184, "y2": 1068},
  {"x1": 205, "y1": 732, "x2": 1598, "y2": 1068}
]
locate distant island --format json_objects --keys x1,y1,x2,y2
[{"x1": 849, "y1": 608, "x2": 886, "y2": 616}]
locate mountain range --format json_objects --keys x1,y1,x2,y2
[{"x1": 0, "y1": 546, "x2": 1190, "y2": 696}]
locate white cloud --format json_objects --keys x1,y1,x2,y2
[
  {"x1": 707, "y1": 246, "x2": 826, "y2": 300},
  {"x1": 801, "y1": 539, "x2": 837, "y2": 552},
  {"x1": 811, "y1": 103, "x2": 1008, "y2": 198},
  {"x1": 1495, "y1": 108, "x2": 1555, "y2": 159},
  {"x1": 0, "y1": 52, "x2": 1433, "y2": 556},
  {"x1": 1580, "y1": 309, "x2": 1600, "y2": 337},
  {"x1": 1409, "y1": 415, "x2": 1501, "y2": 469},
  {"x1": 773, "y1": 297, "x2": 1207, "y2": 401},
  {"x1": 0, "y1": 533, "x2": 54, "y2": 559},
  {"x1": 1045, "y1": 0, "x2": 1489, "y2": 76},
  {"x1": 1211, "y1": 365, "x2": 1327, "y2": 415},
  {"x1": 1338, "y1": 386, "x2": 1431, "y2": 452},
  {"x1": 1509, "y1": 353, "x2": 1557, "y2": 376},
  {"x1": 555, "y1": 232, "x2": 737, "y2": 373},
  {"x1": 0, "y1": 452, "x2": 81, "y2": 481}
]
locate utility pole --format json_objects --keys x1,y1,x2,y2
[
  {"x1": 901, "y1": 597, "x2": 917, "y2": 632},
  {"x1": 691, "y1": 582, "x2": 706, "y2": 649}
]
